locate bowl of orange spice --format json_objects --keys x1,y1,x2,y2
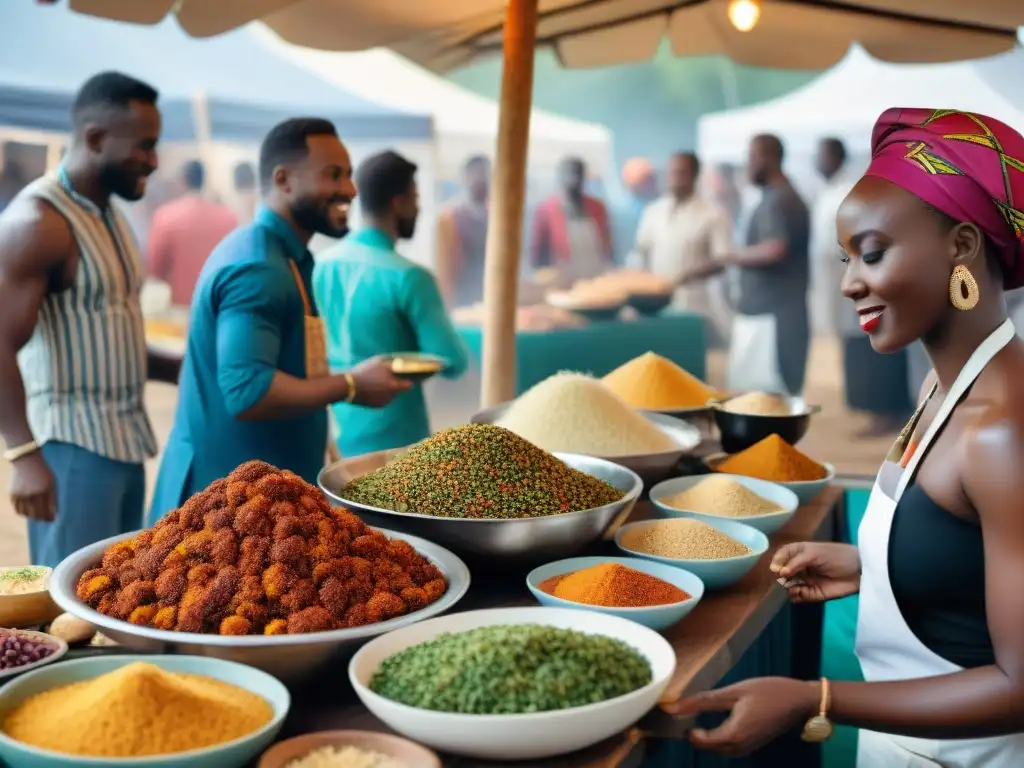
[
  {"x1": 704, "y1": 434, "x2": 834, "y2": 505},
  {"x1": 526, "y1": 556, "x2": 704, "y2": 631}
]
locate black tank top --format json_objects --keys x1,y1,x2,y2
[{"x1": 888, "y1": 481, "x2": 993, "y2": 668}]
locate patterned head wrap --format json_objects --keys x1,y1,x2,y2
[{"x1": 866, "y1": 108, "x2": 1024, "y2": 290}]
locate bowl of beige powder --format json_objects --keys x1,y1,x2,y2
[
  {"x1": 711, "y1": 392, "x2": 820, "y2": 454},
  {"x1": 649, "y1": 474, "x2": 799, "y2": 535},
  {"x1": 614, "y1": 517, "x2": 768, "y2": 590}
]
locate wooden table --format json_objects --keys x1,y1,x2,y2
[{"x1": 282, "y1": 486, "x2": 841, "y2": 767}]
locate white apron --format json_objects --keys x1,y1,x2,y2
[
  {"x1": 855, "y1": 318, "x2": 1024, "y2": 767},
  {"x1": 288, "y1": 260, "x2": 341, "y2": 465},
  {"x1": 726, "y1": 313, "x2": 787, "y2": 394}
]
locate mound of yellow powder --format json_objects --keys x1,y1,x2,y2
[
  {"x1": 3, "y1": 661, "x2": 273, "y2": 757},
  {"x1": 496, "y1": 372, "x2": 678, "y2": 456},
  {"x1": 603, "y1": 352, "x2": 717, "y2": 409}
]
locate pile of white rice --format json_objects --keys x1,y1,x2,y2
[{"x1": 496, "y1": 372, "x2": 678, "y2": 456}]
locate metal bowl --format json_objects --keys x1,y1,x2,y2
[
  {"x1": 49, "y1": 528, "x2": 470, "y2": 685},
  {"x1": 470, "y1": 402, "x2": 700, "y2": 485},
  {"x1": 625, "y1": 292, "x2": 672, "y2": 316},
  {"x1": 318, "y1": 453, "x2": 643, "y2": 566},
  {"x1": 710, "y1": 395, "x2": 821, "y2": 453}
]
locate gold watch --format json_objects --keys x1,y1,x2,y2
[{"x1": 801, "y1": 677, "x2": 834, "y2": 743}]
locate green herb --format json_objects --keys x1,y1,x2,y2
[
  {"x1": 0, "y1": 566, "x2": 48, "y2": 582},
  {"x1": 342, "y1": 425, "x2": 623, "y2": 520},
  {"x1": 368, "y1": 623, "x2": 652, "y2": 714}
]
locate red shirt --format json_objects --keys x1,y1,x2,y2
[{"x1": 147, "y1": 194, "x2": 238, "y2": 305}]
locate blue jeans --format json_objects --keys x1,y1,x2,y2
[{"x1": 27, "y1": 442, "x2": 145, "y2": 568}]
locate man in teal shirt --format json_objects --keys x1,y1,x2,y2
[
  {"x1": 149, "y1": 121, "x2": 410, "y2": 523},
  {"x1": 314, "y1": 150, "x2": 469, "y2": 457}
]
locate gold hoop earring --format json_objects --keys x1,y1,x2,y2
[{"x1": 949, "y1": 265, "x2": 980, "y2": 311}]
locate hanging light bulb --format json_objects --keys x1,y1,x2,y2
[{"x1": 727, "y1": 0, "x2": 761, "y2": 33}]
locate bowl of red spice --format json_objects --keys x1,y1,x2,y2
[{"x1": 526, "y1": 556, "x2": 704, "y2": 631}]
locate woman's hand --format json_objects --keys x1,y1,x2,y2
[
  {"x1": 770, "y1": 541, "x2": 861, "y2": 603},
  {"x1": 664, "y1": 677, "x2": 820, "y2": 756}
]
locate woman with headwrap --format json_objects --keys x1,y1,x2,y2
[{"x1": 665, "y1": 108, "x2": 1024, "y2": 766}]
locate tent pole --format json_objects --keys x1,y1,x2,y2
[{"x1": 479, "y1": 0, "x2": 538, "y2": 407}]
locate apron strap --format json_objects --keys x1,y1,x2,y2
[
  {"x1": 287, "y1": 259, "x2": 314, "y2": 317},
  {"x1": 895, "y1": 318, "x2": 1016, "y2": 500}
]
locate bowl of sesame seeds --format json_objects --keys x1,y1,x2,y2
[{"x1": 319, "y1": 425, "x2": 643, "y2": 566}]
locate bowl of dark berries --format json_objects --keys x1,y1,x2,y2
[{"x1": 0, "y1": 629, "x2": 67, "y2": 681}]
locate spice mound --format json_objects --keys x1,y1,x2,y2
[
  {"x1": 341, "y1": 424, "x2": 624, "y2": 519},
  {"x1": 717, "y1": 434, "x2": 827, "y2": 482},
  {"x1": 0, "y1": 566, "x2": 49, "y2": 595},
  {"x1": 603, "y1": 352, "x2": 717, "y2": 410},
  {"x1": 539, "y1": 562, "x2": 689, "y2": 607},
  {"x1": 286, "y1": 745, "x2": 402, "y2": 768},
  {"x1": 0, "y1": 631, "x2": 56, "y2": 671},
  {"x1": 75, "y1": 461, "x2": 448, "y2": 634},
  {"x1": 2, "y1": 661, "x2": 273, "y2": 757},
  {"x1": 722, "y1": 391, "x2": 792, "y2": 416},
  {"x1": 622, "y1": 519, "x2": 752, "y2": 560},
  {"x1": 369, "y1": 623, "x2": 652, "y2": 714},
  {"x1": 661, "y1": 476, "x2": 782, "y2": 518},
  {"x1": 496, "y1": 372, "x2": 678, "y2": 456}
]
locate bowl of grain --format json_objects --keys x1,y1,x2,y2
[
  {"x1": 615, "y1": 517, "x2": 769, "y2": 590},
  {"x1": 0, "y1": 655, "x2": 290, "y2": 768},
  {"x1": 348, "y1": 606, "x2": 676, "y2": 761},
  {"x1": 649, "y1": 474, "x2": 799, "y2": 535},
  {"x1": 710, "y1": 392, "x2": 820, "y2": 453},
  {"x1": 320, "y1": 425, "x2": 642, "y2": 566},
  {"x1": 525, "y1": 556, "x2": 704, "y2": 631},
  {"x1": 471, "y1": 372, "x2": 702, "y2": 484},
  {"x1": 258, "y1": 730, "x2": 441, "y2": 768}
]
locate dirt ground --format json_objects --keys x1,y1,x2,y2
[{"x1": 0, "y1": 336, "x2": 893, "y2": 566}]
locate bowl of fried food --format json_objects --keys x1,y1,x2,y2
[{"x1": 49, "y1": 461, "x2": 470, "y2": 684}]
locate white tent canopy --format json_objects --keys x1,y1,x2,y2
[
  {"x1": 697, "y1": 45, "x2": 1024, "y2": 170},
  {"x1": 251, "y1": 26, "x2": 614, "y2": 183}
]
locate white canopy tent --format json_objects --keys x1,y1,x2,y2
[
  {"x1": 250, "y1": 26, "x2": 614, "y2": 184},
  {"x1": 697, "y1": 45, "x2": 1024, "y2": 175}
]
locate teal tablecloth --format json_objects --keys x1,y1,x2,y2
[{"x1": 456, "y1": 312, "x2": 707, "y2": 395}]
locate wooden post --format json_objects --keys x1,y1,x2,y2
[{"x1": 479, "y1": 0, "x2": 538, "y2": 407}]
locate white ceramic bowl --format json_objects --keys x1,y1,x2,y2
[
  {"x1": 349, "y1": 607, "x2": 676, "y2": 761},
  {"x1": 649, "y1": 474, "x2": 799, "y2": 535}
]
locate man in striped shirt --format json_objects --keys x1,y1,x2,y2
[{"x1": 0, "y1": 72, "x2": 179, "y2": 567}]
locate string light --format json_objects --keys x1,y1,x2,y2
[{"x1": 727, "y1": 0, "x2": 761, "y2": 32}]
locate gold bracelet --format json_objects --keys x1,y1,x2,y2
[
  {"x1": 344, "y1": 373, "x2": 357, "y2": 404},
  {"x1": 3, "y1": 440, "x2": 40, "y2": 463},
  {"x1": 801, "y1": 677, "x2": 834, "y2": 743}
]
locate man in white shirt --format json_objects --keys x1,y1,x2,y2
[{"x1": 634, "y1": 152, "x2": 733, "y2": 342}]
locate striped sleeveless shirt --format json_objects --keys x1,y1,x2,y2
[{"x1": 15, "y1": 172, "x2": 157, "y2": 464}]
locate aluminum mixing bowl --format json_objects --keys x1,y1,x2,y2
[
  {"x1": 318, "y1": 453, "x2": 642, "y2": 566},
  {"x1": 49, "y1": 528, "x2": 470, "y2": 684},
  {"x1": 471, "y1": 402, "x2": 700, "y2": 485}
]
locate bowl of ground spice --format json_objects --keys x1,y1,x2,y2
[
  {"x1": 320, "y1": 425, "x2": 642, "y2": 565},
  {"x1": 0, "y1": 655, "x2": 289, "y2": 767},
  {"x1": 526, "y1": 556, "x2": 704, "y2": 631},
  {"x1": 704, "y1": 434, "x2": 834, "y2": 504},
  {"x1": 615, "y1": 517, "x2": 768, "y2": 590},
  {"x1": 650, "y1": 474, "x2": 799, "y2": 535},
  {"x1": 348, "y1": 606, "x2": 676, "y2": 760},
  {"x1": 602, "y1": 352, "x2": 723, "y2": 417},
  {"x1": 710, "y1": 392, "x2": 820, "y2": 453}
]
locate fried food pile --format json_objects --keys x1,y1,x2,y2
[{"x1": 75, "y1": 461, "x2": 448, "y2": 635}]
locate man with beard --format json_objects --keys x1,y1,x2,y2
[
  {"x1": 0, "y1": 72, "x2": 179, "y2": 566},
  {"x1": 313, "y1": 150, "x2": 468, "y2": 457},
  {"x1": 148, "y1": 121, "x2": 411, "y2": 522}
]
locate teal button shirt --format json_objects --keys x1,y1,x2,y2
[
  {"x1": 313, "y1": 227, "x2": 469, "y2": 457},
  {"x1": 148, "y1": 208, "x2": 328, "y2": 524}
]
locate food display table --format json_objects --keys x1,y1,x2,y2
[
  {"x1": 275, "y1": 486, "x2": 841, "y2": 768},
  {"x1": 455, "y1": 311, "x2": 708, "y2": 394}
]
